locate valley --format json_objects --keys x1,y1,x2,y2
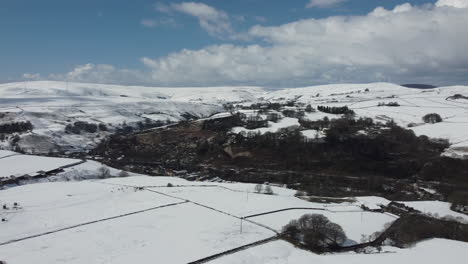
[{"x1": 1, "y1": 81, "x2": 468, "y2": 263}]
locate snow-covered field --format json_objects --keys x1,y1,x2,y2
[
  {"x1": 0, "y1": 181, "x2": 181, "y2": 243},
  {"x1": 1, "y1": 163, "x2": 467, "y2": 264},
  {"x1": 0, "y1": 154, "x2": 79, "y2": 178},
  {"x1": 150, "y1": 186, "x2": 359, "y2": 217},
  {"x1": 0, "y1": 150, "x2": 17, "y2": 158},
  {"x1": 211, "y1": 239, "x2": 468, "y2": 264},
  {"x1": 0, "y1": 202, "x2": 273, "y2": 264},
  {"x1": 401, "y1": 201, "x2": 468, "y2": 221}
]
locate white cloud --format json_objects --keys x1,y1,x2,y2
[
  {"x1": 46, "y1": 64, "x2": 150, "y2": 85},
  {"x1": 22, "y1": 73, "x2": 41, "y2": 80},
  {"x1": 141, "y1": 17, "x2": 177, "y2": 28},
  {"x1": 306, "y1": 0, "x2": 348, "y2": 8},
  {"x1": 141, "y1": 18, "x2": 158, "y2": 28},
  {"x1": 254, "y1": 16, "x2": 267, "y2": 23},
  {"x1": 436, "y1": 0, "x2": 468, "y2": 8},
  {"x1": 154, "y1": 2, "x2": 172, "y2": 13},
  {"x1": 138, "y1": 3, "x2": 468, "y2": 86},
  {"x1": 30, "y1": 2, "x2": 468, "y2": 87},
  {"x1": 158, "y1": 2, "x2": 233, "y2": 38}
]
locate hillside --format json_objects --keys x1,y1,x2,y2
[
  {"x1": 1, "y1": 81, "x2": 467, "y2": 157},
  {"x1": 0, "y1": 81, "x2": 265, "y2": 153}
]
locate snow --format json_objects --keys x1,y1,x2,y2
[
  {"x1": 0, "y1": 150, "x2": 17, "y2": 158},
  {"x1": 0, "y1": 154, "x2": 79, "y2": 178},
  {"x1": 212, "y1": 239, "x2": 468, "y2": 264},
  {"x1": 250, "y1": 210, "x2": 396, "y2": 243},
  {"x1": 53, "y1": 160, "x2": 125, "y2": 180},
  {"x1": 354, "y1": 196, "x2": 391, "y2": 210},
  {"x1": 2, "y1": 81, "x2": 468, "y2": 156},
  {"x1": 1, "y1": 172, "x2": 467, "y2": 263},
  {"x1": 0, "y1": 81, "x2": 232, "y2": 153},
  {"x1": 151, "y1": 186, "x2": 358, "y2": 217},
  {"x1": 100, "y1": 176, "x2": 299, "y2": 197},
  {"x1": 0, "y1": 202, "x2": 273, "y2": 264},
  {"x1": 301, "y1": 129, "x2": 325, "y2": 139},
  {"x1": 401, "y1": 201, "x2": 468, "y2": 221},
  {"x1": 0, "y1": 81, "x2": 264, "y2": 104},
  {"x1": 231, "y1": 117, "x2": 300, "y2": 135},
  {"x1": 0, "y1": 181, "x2": 181, "y2": 243}
]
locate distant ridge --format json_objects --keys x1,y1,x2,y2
[{"x1": 401, "y1": 84, "x2": 438, "y2": 89}]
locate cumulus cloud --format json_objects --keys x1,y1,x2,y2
[
  {"x1": 306, "y1": 0, "x2": 348, "y2": 8},
  {"x1": 29, "y1": 2, "x2": 468, "y2": 87},
  {"x1": 137, "y1": 3, "x2": 468, "y2": 86}
]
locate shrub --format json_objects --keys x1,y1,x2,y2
[
  {"x1": 305, "y1": 104, "x2": 315, "y2": 113},
  {"x1": 97, "y1": 166, "x2": 111, "y2": 179},
  {"x1": 118, "y1": 170, "x2": 129, "y2": 177},
  {"x1": 167, "y1": 183, "x2": 174, "y2": 187},
  {"x1": 422, "y1": 113, "x2": 442, "y2": 124}
]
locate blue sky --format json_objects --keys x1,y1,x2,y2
[{"x1": 1, "y1": 0, "x2": 467, "y2": 87}]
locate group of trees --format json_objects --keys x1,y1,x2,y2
[
  {"x1": 422, "y1": 113, "x2": 442, "y2": 124},
  {"x1": 0, "y1": 121, "x2": 33, "y2": 134},
  {"x1": 232, "y1": 115, "x2": 449, "y2": 180},
  {"x1": 283, "y1": 214, "x2": 347, "y2": 252},
  {"x1": 317, "y1": 105, "x2": 354, "y2": 115},
  {"x1": 136, "y1": 118, "x2": 170, "y2": 131},
  {"x1": 65, "y1": 121, "x2": 107, "y2": 134},
  {"x1": 282, "y1": 109, "x2": 305, "y2": 119},
  {"x1": 245, "y1": 115, "x2": 268, "y2": 129}
]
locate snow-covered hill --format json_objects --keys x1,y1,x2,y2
[
  {"x1": 1, "y1": 81, "x2": 468, "y2": 156},
  {"x1": 264, "y1": 83, "x2": 468, "y2": 158},
  {"x1": 0, "y1": 81, "x2": 265, "y2": 153}
]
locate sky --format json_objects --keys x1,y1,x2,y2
[{"x1": 1, "y1": 0, "x2": 468, "y2": 87}]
